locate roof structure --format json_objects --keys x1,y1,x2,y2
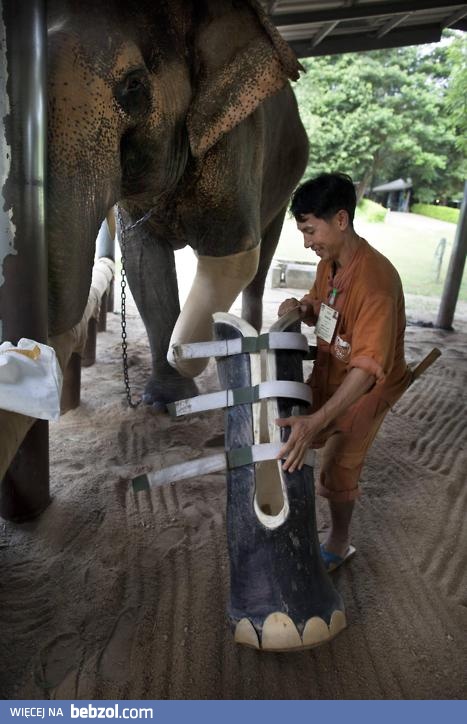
[{"x1": 261, "y1": 1, "x2": 467, "y2": 57}]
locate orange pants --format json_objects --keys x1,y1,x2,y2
[{"x1": 316, "y1": 396, "x2": 391, "y2": 502}]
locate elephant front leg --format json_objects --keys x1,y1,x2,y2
[
  {"x1": 167, "y1": 246, "x2": 260, "y2": 377},
  {"x1": 117, "y1": 208, "x2": 197, "y2": 410}
]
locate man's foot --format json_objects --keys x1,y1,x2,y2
[{"x1": 320, "y1": 543, "x2": 356, "y2": 573}]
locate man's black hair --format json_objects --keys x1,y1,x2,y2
[{"x1": 290, "y1": 172, "x2": 356, "y2": 225}]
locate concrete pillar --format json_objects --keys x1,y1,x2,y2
[{"x1": 436, "y1": 181, "x2": 467, "y2": 330}]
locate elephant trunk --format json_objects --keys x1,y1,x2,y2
[{"x1": 47, "y1": 175, "x2": 118, "y2": 336}]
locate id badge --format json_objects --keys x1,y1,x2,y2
[{"x1": 315, "y1": 303, "x2": 339, "y2": 344}]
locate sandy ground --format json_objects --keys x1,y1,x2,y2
[{"x1": 1, "y1": 251, "x2": 467, "y2": 700}]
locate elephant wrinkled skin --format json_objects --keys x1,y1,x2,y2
[{"x1": 47, "y1": 0, "x2": 309, "y2": 408}]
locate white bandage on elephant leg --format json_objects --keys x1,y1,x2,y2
[{"x1": 168, "y1": 245, "x2": 260, "y2": 377}]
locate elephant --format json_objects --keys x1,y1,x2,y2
[{"x1": 47, "y1": 0, "x2": 309, "y2": 409}]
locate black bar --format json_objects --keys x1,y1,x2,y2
[{"x1": 0, "y1": 0, "x2": 50, "y2": 521}]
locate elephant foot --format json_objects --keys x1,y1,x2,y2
[
  {"x1": 234, "y1": 610, "x2": 347, "y2": 652},
  {"x1": 142, "y1": 376, "x2": 198, "y2": 411}
]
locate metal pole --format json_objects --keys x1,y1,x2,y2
[
  {"x1": 96, "y1": 210, "x2": 116, "y2": 313},
  {"x1": 436, "y1": 181, "x2": 467, "y2": 330},
  {"x1": 96, "y1": 213, "x2": 116, "y2": 322},
  {"x1": 96, "y1": 214, "x2": 116, "y2": 261},
  {"x1": 434, "y1": 237, "x2": 446, "y2": 283},
  {"x1": 0, "y1": 0, "x2": 49, "y2": 521}
]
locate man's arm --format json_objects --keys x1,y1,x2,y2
[{"x1": 276, "y1": 367, "x2": 375, "y2": 472}]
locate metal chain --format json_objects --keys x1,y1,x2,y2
[{"x1": 117, "y1": 206, "x2": 141, "y2": 409}]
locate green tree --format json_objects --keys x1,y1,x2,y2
[{"x1": 293, "y1": 38, "x2": 466, "y2": 203}]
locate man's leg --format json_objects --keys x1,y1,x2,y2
[
  {"x1": 317, "y1": 434, "x2": 361, "y2": 557},
  {"x1": 317, "y1": 398, "x2": 391, "y2": 560},
  {"x1": 323, "y1": 500, "x2": 355, "y2": 558}
]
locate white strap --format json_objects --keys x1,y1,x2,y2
[
  {"x1": 228, "y1": 442, "x2": 315, "y2": 469},
  {"x1": 169, "y1": 332, "x2": 308, "y2": 362},
  {"x1": 268, "y1": 332, "x2": 308, "y2": 350},
  {"x1": 168, "y1": 380, "x2": 312, "y2": 417},
  {"x1": 170, "y1": 339, "x2": 242, "y2": 361},
  {"x1": 142, "y1": 453, "x2": 227, "y2": 488},
  {"x1": 132, "y1": 444, "x2": 315, "y2": 491}
]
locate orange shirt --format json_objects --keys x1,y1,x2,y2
[{"x1": 302, "y1": 238, "x2": 411, "y2": 431}]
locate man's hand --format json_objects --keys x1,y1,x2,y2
[
  {"x1": 278, "y1": 297, "x2": 317, "y2": 322},
  {"x1": 278, "y1": 297, "x2": 301, "y2": 317},
  {"x1": 275, "y1": 412, "x2": 326, "y2": 472},
  {"x1": 275, "y1": 367, "x2": 376, "y2": 473}
]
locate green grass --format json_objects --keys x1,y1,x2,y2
[
  {"x1": 274, "y1": 212, "x2": 467, "y2": 302},
  {"x1": 356, "y1": 198, "x2": 388, "y2": 223},
  {"x1": 411, "y1": 203, "x2": 460, "y2": 224}
]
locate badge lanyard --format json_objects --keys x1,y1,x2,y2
[
  {"x1": 315, "y1": 283, "x2": 340, "y2": 344},
  {"x1": 328, "y1": 287, "x2": 339, "y2": 306}
]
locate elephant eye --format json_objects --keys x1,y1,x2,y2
[
  {"x1": 127, "y1": 77, "x2": 141, "y2": 91},
  {"x1": 114, "y1": 69, "x2": 150, "y2": 117}
]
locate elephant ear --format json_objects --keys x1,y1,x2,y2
[{"x1": 187, "y1": 0, "x2": 304, "y2": 158}]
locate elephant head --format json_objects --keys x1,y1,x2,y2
[
  {"x1": 47, "y1": 0, "x2": 191, "y2": 333},
  {"x1": 47, "y1": 0, "x2": 308, "y2": 406}
]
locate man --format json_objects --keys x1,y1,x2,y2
[{"x1": 276, "y1": 172, "x2": 411, "y2": 572}]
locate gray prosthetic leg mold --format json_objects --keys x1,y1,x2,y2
[{"x1": 213, "y1": 312, "x2": 346, "y2": 652}]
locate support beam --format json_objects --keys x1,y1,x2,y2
[
  {"x1": 443, "y1": 7, "x2": 467, "y2": 27},
  {"x1": 311, "y1": 21, "x2": 339, "y2": 48},
  {"x1": 0, "y1": 0, "x2": 49, "y2": 521},
  {"x1": 376, "y1": 13, "x2": 412, "y2": 38},
  {"x1": 288, "y1": 25, "x2": 441, "y2": 58},
  {"x1": 436, "y1": 182, "x2": 467, "y2": 330}
]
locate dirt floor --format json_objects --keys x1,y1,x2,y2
[{"x1": 1, "y1": 280, "x2": 466, "y2": 701}]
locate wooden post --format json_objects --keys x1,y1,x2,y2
[
  {"x1": 81, "y1": 317, "x2": 97, "y2": 367},
  {"x1": 0, "y1": 0, "x2": 50, "y2": 521},
  {"x1": 60, "y1": 352, "x2": 82, "y2": 413},
  {"x1": 98, "y1": 291, "x2": 108, "y2": 332},
  {"x1": 436, "y1": 182, "x2": 467, "y2": 330}
]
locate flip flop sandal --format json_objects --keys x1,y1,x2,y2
[{"x1": 320, "y1": 544, "x2": 357, "y2": 573}]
